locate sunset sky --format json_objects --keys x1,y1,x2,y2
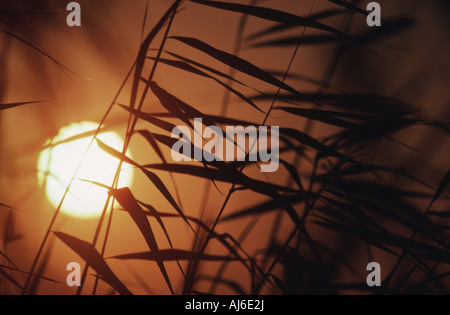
[{"x1": 0, "y1": 0, "x2": 449, "y2": 295}]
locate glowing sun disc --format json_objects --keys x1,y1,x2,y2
[{"x1": 37, "y1": 121, "x2": 133, "y2": 219}]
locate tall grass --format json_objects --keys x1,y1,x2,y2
[{"x1": 1, "y1": 0, "x2": 449, "y2": 295}]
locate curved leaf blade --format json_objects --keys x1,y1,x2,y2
[
  {"x1": 190, "y1": 0, "x2": 344, "y2": 35},
  {"x1": 170, "y1": 36, "x2": 300, "y2": 95},
  {"x1": 0, "y1": 101, "x2": 41, "y2": 111},
  {"x1": 110, "y1": 188, "x2": 174, "y2": 294},
  {"x1": 53, "y1": 232, "x2": 132, "y2": 295},
  {"x1": 110, "y1": 249, "x2": 238, "y2": 262}
]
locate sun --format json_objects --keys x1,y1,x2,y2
[{"x1": 37, "y1": 121, "x2": 134, "y2": 219}]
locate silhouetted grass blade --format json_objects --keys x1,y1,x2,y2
[
  {"x1": 150, "y1": 132, "x2": 237, "y2": 173},
  {"x1": 147, "y1": 60, "x2": 263, "y2": 112},
  {"x1": 0, "y1": 250, "x2": 19, "y2": 270},
  {"x1": 142, "y1": 80, "x2": 193, "y2": 129},
  {"x1": 190, "y1": 0, "x2": 344, "y2": 35},
  {"x1": 110, "y1": 250, "x2": 238, "y2": 262},
  {"x1": 0, "y1": 101, "x2": 41, "y2": 111},
  {"x1": 246, "y1": 9, "x2": 346, "y2": 42},
  {"x1": 28, "y1": 245, "x2": 53, "y2": 295},
  {"x1": 96, "y1": 139, "x2": 196, "y2": 235},
  {"x1": 321, "y1": 196, "x2": 393, "y2": 236},
  {"x1": 170, "y1": 36, "x2": 300, "y2": 95},
  {"x1": 346, "y1": 18, "x2": 413, "y2": 48},
  {"x1": 119, "y1": 105, "x2": 177, "y2": 133},
  {"x1": 428, "y1": 211, "x2": 450, "y2": 218},
  {"x1": 336, "y1": 113, "x2": 419, "y2": 145},
  {"x1": 431, "y1": 169, "x2": 450, "y2": 205},
  {"x1": 141, "y1": 168, "x2": 195, "y2": 233},
  {"x1": 279, "y1": 159, "x2": 304, "y2": 190},
  {"x1": 323, "y1": 183, "x2": 447, "y2": 247},
  {"x1": 0, "y1": 266, "x2": 23, "y2": 290},
  {"x1": 136, "y1": 207, "x2": 252, "y2": 271},
  {"x1": 0, "y1": 263, "x2": 59, "y2": 285},
  {"x1": 250, "y1": 18, "x2": 412, "y2": 50},
  {"x1": 152, "y1": 112, "x2": 257, "y2": 128},
  {"x1": 271, "y1": 274, "x2": 288, "y2": 294},
  {"x1": 247, "y1": 24, "x2": 297, "y2": 42},
  {"x1": 95, "y1": 139, "x2": 138, "y2": 167},
  {"x1": 0, "y1": 203, "x2": 13, "y2": 210},
  {"x1": 250, "y1": 34, "x2": 343, "y2": 48},
  {"x1": 252, "y1": 93, "x2": 407, "y2": 113},
  {"x1": 137, "y1": 130, "x2": 167, "y2": 163},
  {"x1": 130, "y1": 0, "x2": 180, "y2": 109},
  {"x1": 162, "y1": 51, "x2": 248, "y2": 86},
  {"x1": 110, "y1": 188, "x2": 174, "y2": 294},
  {"x1": 139, "y1": 201, "x2": 175, "y2": 248},
  {"x1": 275, "y1": 106, "x2": 358, "y2": 128},
  {"x1": 328, "y1": 0, "x2": 368, "y2": 16},
  {"x1": 144, "y1": 163, "x2": 300, "y2": 197},
  {"x1": 222, "y1": 194, "x2": 309, "y2": 222},
  {"x1": 280, "y1": 127, "x2": 355, "y2": 162},
  {"x1": 0, "y1": 28, "x2": 74, "y2": 75},
  {"x1": 53, "y1": 232, "x2": 132, "y2": 295}
]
